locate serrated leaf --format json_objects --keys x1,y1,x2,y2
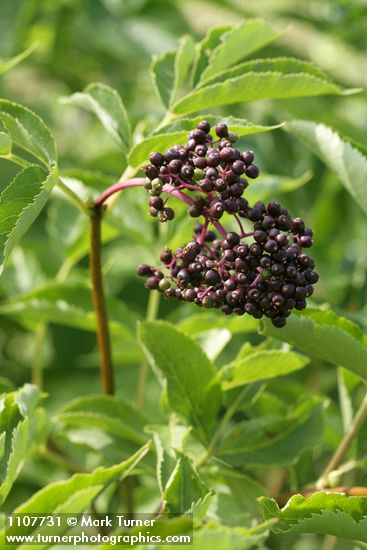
[
  {"x1": 172, "y1": 72, "x2": 348, "y2": 116},
  {"x1": 0, "y1": 43, "x2": 37, "y2": 75},
  {"x1": 150, "y1": 50, "x2": 176, "y2": 108},
  {"x1": 56, "y1": 395, "x2": 147, "y2": 446},
  {"x1": 286, "y1": 120, "x2": 367, "y2": 215},
  {"x1": 164, "y1": 452, "x2": 210, "y2": 514},
  {"x1": 171, "y1": 35, "x2": 196, "y2": 104},
  {"x1": 261, "y1": 308, "x2": 367, "y2": 380},
  {"x1": 1, "y1": 444, "x2": 150, "y2": 548},
  {"x1": 0, "y1": 165, "x2": 58, "y2": 275},
  {"x1": 199, "y1": 19, "x2": 282, "y2": 84},
  {"x1": 200, "y1": 56, "x2": 332, "y2": 88},
  {"x1": 60, "y1": 83, "x2": 131, "y2": 151},
  {"x1": 192, "y1": 25, "x2": 232, "y2": 87},
  {"x1": 158, "y1": 115, "x2": 283, "y2": 137},
  {"x1": 138, "y1": 321, "x2": 222, "y2": 442},
  {"x1": 0, "y1": 384, "x2": 47, "y2": 504},
  {"x1": 220, "y1": 350, "x2": 309, "y2": 390},
  {"x1": 149, "y1": 425, "x2": 191, "y2": 494},
  {"x1": 0, "y1": 281, "x2": 137, "y2": 338},
  {"x1": 129, "y1": 118, "x2": 282, "y2": 168},
  {"x1": 0, "y1": 131, "x2": 11, "y2": 155},
  {"x1": 0, "y1": 100, "x2": 57, "y2": 166},
  {"x1": 259, "y1": 492, "x2": 367, "y2": 542}
]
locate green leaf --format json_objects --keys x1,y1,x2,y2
[
  {"x1": 56, "y1": 395, "x2": 147, "y2": 446},
  {"x1": 286, "y1": 120, "x2": 367, "y2": 215},
  {"x1": 219, "y1": 398, "x2": 324, "y2": 466},
  {"x1": 158, "y1": 115, "x2": 283, "y2": 137},
  {"x1": 128, "y1": 131, "x2": 188, "y2": 168},
  {"x1": 0, "y1": 165, "x2": 58, "y2": 275},
  {"x1": 0, "y1": 281, "x2": 137, "y2": 338},
  {"x1": 198, "y1": 19, "x2": 282, "y2": 85},
  {"x1": 164, "y1": 452, "x2": 210, "y2": 514},
  {"x1": 200, "y1": 56, "x2": 332, "y2": 88},
  {"x1": 1, "y1": 444, "x2": 150, "y2": 548},
  {"x1": 218, "y1": 416, "x2": 288, "y2": 456},
  {"x1": 150, "y1": 50, "x2": 176, "y2": 108},
  {"x1": 0, "y1": 384, "x2": 47, "y2": 504},
  {"x1": 0, "y1": 100, "x2": 57, "y2": 166},
  {"x1": 171, "y1": 35, "x2": 197, "y2": 104},
  {"x1": 261, "y1": 308, "x2": 367, "y2": 380},
  {"x1": 0, "y1": 131, "x2": 11, "y2": 155},
  {"x1": 220, "y1": 350, "x2": 309, "y2": 390},
  {"x1": 149, "y1": 425, "x2": 191, "y2": 494},
  {"x1": 218, "y1": 468, "x2": 269, "y2": 518},
  {"x1": 138, "y1": 321, "x2": 222, "y2": 441},
  {"x1": 172, "y1": 73, "x2": 347, "y2": 116},
  {"x1": 192, "y1": 25, "x2": 232, "y2": 86},
  {"x1": 177, "y1": 311, "x2": 258, "y2": 336},
  {"x1": 195, "y1": 328, "x2": 231, "y2": 360},
  {"x1": 60, "y1": 83, "x2": 131, "y2": 152},
  {"x1": 129, "y1": 117, "x2": 282, "y2": 168},
  {"x1": 0, "y1": 43, "x2": 37, "y2": 75},
  {"x1": 259, "y1": 492, "x2": 367, "y2": 542}
]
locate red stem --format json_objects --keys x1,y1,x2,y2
[{"x1": 94, "y1": 178, "x2": 147, "y2": 207}]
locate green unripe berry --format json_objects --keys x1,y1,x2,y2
[
  {"x1": 151, "y1": 178, "x2": 163, "y2": 196},
  {"x1": 193, "y1": 168, "x2": 204, "y2": 182},
  {"x1": 228, "y1": 131, "x2": 239, "y2": 143},
  {"x1": 159, "y1": 278, "x2": 171, "y2": 291}
]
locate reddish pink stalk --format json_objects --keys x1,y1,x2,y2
[{"x1": 94, "y1": 178, "x2": 147, "y2": 208}]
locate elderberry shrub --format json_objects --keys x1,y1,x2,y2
[{"x1": 138, "y1": 121, "x2": 319, "y2": 327}]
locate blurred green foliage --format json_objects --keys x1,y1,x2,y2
[{"x1": 0, "y1": 2, "x2": 367, "y2": 549}]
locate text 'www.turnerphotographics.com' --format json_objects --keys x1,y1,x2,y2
[{"x1": 5, "y1": 513, "x2": 193, "y2": 546}]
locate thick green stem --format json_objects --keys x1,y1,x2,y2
[
  {"x1": 136, "y1": 290, "x2": 161, "y2": 410},
  {"x1": 317, "y1": 389, "x2": 367, "y2": 488},
  {"x1": 90, "y1": 207, "x2": 114, "y2": 395}
]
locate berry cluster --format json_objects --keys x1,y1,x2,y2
[
  {"x1": 143, "y1": 121, "x2": 258, "y2": 223},
  {"x1": 138, "y1": 121, "x2": 319, "y2": 327}
]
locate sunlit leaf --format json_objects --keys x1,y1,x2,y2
[
  {"x1": 261, "y1": 308, "x2": 367, "y2": 380},
  {"x1": 260, "y1": 492, "x2": 367, "y2": 542},
  {"x1": 0, "y1": 100, "x2": 57, "y2": 166},
  {"x1": 60, "y1": 83, "x2": 131, "y2": 152}
]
